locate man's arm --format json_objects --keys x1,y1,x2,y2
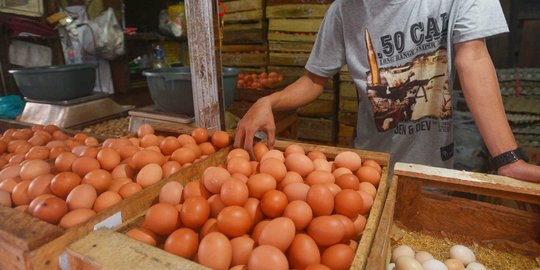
[
  {"x1": 455, "y1": 39, "x2": 540, "y2": 182},
  {"x1": 234, "y1": 72, "x2": 327, "y2": 153}
]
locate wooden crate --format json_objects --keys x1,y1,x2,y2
[
  {"x1": 267, "y1": 66, "x2": 334, "y2": 89},
  {"x1": 298, "y1": 90, "x2": 335, "y2": 117},
  {"x1": 366, "y1": 163, "x2": 540, "y2": 269},
  {"x1": 268, "y1": 18, "x2": 322, "y2": 43},
  {"x1": 0, "y1": 123, "x2": 200, "y2": 270},
  {"x1": 266, "y1": 0, "x2": 333, "y2": 6},
  {"x1": 221, "y1": 44, "x2": 268, "y2": 67},
  {"x1": 223, "y1": 21, "x2": 267, "y2": 44},
  {"x1": 66, "y1": 140, "x2": 392, "y2": 270},
  {"x1": 339, "y1": 111, "x2": 357, "y2": 127},
  {"x1": 222, "y1": 0, "x2": 264, "y2": 24},
  {"x1": 296, "y1": 117, "x2": 335, "y2": 143},
  {"x1": 266, "y1": 4, "x2": 330, "y2": 19},
  {"x1": 340, "y1": 97, "x2": 358, "y2": 113},
  {"x1": 340, "y1": 81, "x2": 357, "y2": 99}
]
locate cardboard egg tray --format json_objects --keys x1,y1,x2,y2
[
  {"x1": 365, "y1": 163, "x2": 540, "y2": 269},
  {"x1": 64, "y1": 140, "x2": 391, "y2": 270}
]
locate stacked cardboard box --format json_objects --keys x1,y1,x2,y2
[
  {"x1": 221, "y1": 0, "x2": 268, "y2": 73},
  {"x1": 266, "y1": 1, "x2": 336, "y2": 144}
]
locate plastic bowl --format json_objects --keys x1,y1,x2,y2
[
  {"x1": 143, "y1": 67, "x2": 239, "y2": 115},
  {"x1": 9, "y1": 64, "x2": 96, "y2": 101}
]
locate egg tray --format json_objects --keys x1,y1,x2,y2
[
  {"x1": 0, "y1": 123, "x2": 202, "y2": 270},
  {"x1": 65, "y1": 140, "x2": 392, "y2": 270},
  {"x1": 365, "y1": 163, "x2": 540, "y2": 269}
]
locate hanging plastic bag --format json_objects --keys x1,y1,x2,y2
[
  {"x1": 158, "y1": 7, "x2": 185, "y2": 38},
  {"x1": 0, "y1": 95, "x2": 25, "y2": 119},
  {"x1": 81, "y1": 7, "x2": 125, "y2": 60}
]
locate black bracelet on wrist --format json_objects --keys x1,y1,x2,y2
[{"x1": 489, "y1": 147, "x2": 529, "y2": 170}]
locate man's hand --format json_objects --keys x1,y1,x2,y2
[
  {"x1": 234, "y1": 97, "x2": 276, "y2": 155},
  {"x1": 498, "y1": 160, "x2": 540, "y2": 183}
]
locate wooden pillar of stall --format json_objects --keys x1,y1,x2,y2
[{"x1": 184, "y1": 0, "x2": 225, "y2": 131}]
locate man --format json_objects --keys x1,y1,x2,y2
[{"x1": 234, "y1": 0, "x2": 540, "y2": 182}]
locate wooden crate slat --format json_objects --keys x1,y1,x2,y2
[
  {"x1": 224, "y1": 21, "x2": 265, "y2": 31},
  {"x1": 295, "y1": 117, "x2": 335, "y2": 143},
  {"x1": 298, "y1": 91, "x2": 335, "y2": 117},
  {"x1": 268, "y1": 31, "x2": 317, "y2": 43},
  {"x1": 224, "y1": 9, "x2": 263, "y2": 23},
  {"x1": 339, "y1": 97, "x2": 358, "y2": 113},
  {"x1": 266, "y1": 4, "x2": 330, "y2": 19},
  {"x1": 340, "y1": 82, "x2": 357, "y2": 98},
  {"x1": 67, "y1": 229, "x2": 210, "y2": 270},
  {"x1": 223, "y1": 30, "x2": 267, "y2": 44},
  {"x1": 222, "y1": 53, "x2": 268, "y2": 67},
  {"x1": 269, "y1": 18, "x2": 323, "y2": 33},
  {"x1": 269, "y1": 40, "x2": 313, "y2": 53},
  {"x1": 224, "y1": 0, "x2": 262, "y2": 13},
  {"x1": 222, "y1": 44, "x2": 268, "y2": 53},
  {"x1": 269, "y1": 52, "x2": 310, "y2": 67},
  {"x1": 266, "y1": 0, "x2": 333, "y2": 5}
]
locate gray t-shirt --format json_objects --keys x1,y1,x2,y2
[{"x1": 305, "y1": 0, "x2": 509, "y2": 168}]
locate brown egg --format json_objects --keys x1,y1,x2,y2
[
  {"x1": 82, "y1": 169, "x2": 113, "y2": 194},
  {"x1": 170, "y1": 147, "x2": 196, "y2": 165},
  {"x1": 8, "y1": 153, "x2": 25, "y2": 164},
  {"x1": 177, "y1": 134, "x2": 196, "y2": 146},
  {"x1": 191, "y1": 128, "x2": 209, "y2": 144},
  {"x1": 52, "y1": 130, "x2": 69, "y2": 141},
  {"x1": 19, "y1": 160, "x2": 50, "y2": 181},
  {"x1": 8, "y1": 140, "x2": 30, "y2": 153},
  {"x1": 305, "y1": 170, "x2": 335, "y2": 186},
  {"x1": 202, "y1": 167, "x2": 231, "y2": 194},
  {"x1": 158, "y1": 181, "x2": 183, "y2": 205},
  {"x1": 24, "y1": 146, "x2": 49, "y2": 160},
  {"x1": 111, "y1": 164, "x2": 135, "y2": 179},
  {"x1": 306, "y1": 184, "x2": 334, "y2": 216},
  {"x1": 145, "y1": 203, "x2": 180, "y2": 235},
  {"x1": 131, "y1": 149, "x2": 165, "y2": 170},
  {"x1": 251, "y1": 219, "x2": 270, "y2": 243},
  {"x1": 11, "y1": 180, "x2": 32, "y2": 206},
  {"x1": 126, "y1": 227, "x2": 157, "y2": 246},
  {"x1": 45, "y1": 140, "x2": 68, "y2": 150},
  {"x1": 227, "y1": 157, "x2": 252, "y2": 177},
  {"x1": 248, "y1": 245, "x2": 288, "y2": 270},
  {"x1": 278, "y1": 171, "x2": 303, "y2": 189},
  {"x1": 253, "y1": 142, "x2": 269, "y2": 162},
  {"x1": 136, "y1": 163, "x2": 163, "y2": 188},
  {"x1": 0, "y1": 178, "x2": 18, "y2": 193},
  {"x1": 66, "y1": 184, "x2": 97, "y2": 210},
  {"x1": 137, "y1": 124, "x2": 154, "y2": 138},
  {"x1": 283, "y1": 200, "x2": 313, "y2": 230},
  {"x1": 198, "y1": 232, "x2": 232, "y2": 270},
  {"x1": 352, "y1": 215, "x2": 367, "y2": 237},
  {"x1": 220, "y1": 178, "x2": 249, "y2": 206},
  {"x1": 359, "y1": 182, "x2": 377, "y2": 199},
  {"x1": 73, "y1": 132, "x2": 88, "y2": 143},
  {"x1": 260, "y1": 149, "x2": 285, "y2": 162},
  {"x1": 259, "y1": 158, "x2": 287, "y2": 182},
  {"x1": 285, "y1": 153, "x2": 314, "y2": 177},
  {"x1": 321, "y1": 244, "x2": 355, "y2": 270},
  {"x1": 183, "y1": 181, "x2": 210, "y2": 200},
  {"x1": 108, "y1": 177, "x2": 132, "y2": 193},
  {"x1": 183, "y1": 143, "x2": 202, "y2": 158},
  {"x1": 231, "y1": 172, "x2": 249, "y2": 183},
  {"x1": 181, "y1": 196, "x2": 210, "y2": 229},
  {"x1": 243, "y1": 197, "x2": 263, "y2": 226},
  {"x1": 93, "y1": 191, "x2": 122, "y2": 213},
  {"x1": 27, "y1": 135, "x2": 47, "y2": 146},
  {"x1": 96, "y1": 148, "x2": 121, "y2": 171},
  {"x1": 49, "y1": 146, "x2": 69, "y2": 159},
  {"x1": 164, "y1": 227, "x2": 199, "y2": 258},
  {"x1": 211, "y1": 131, "x2": 230, "y2": 148},
  {"x1": 313, "y1": 158, "x2": 332, "y2": 172},
  {"x1": 334, "y1": 151, "x2": 362, "y2": 172},
  {"x1": 116, "y1": 145, "x2": 139, "y2": 160},
  {"x1": 356, "y1": 166, "x2": 381, "y2": 187},
  {"x1": 54, "y1": 152, "x2": 78, "y2": 172},
  {"x1": 27, "y1": 174, "x2": 53, "y2": 199},
  {"x1": 12, "y1": 130, "x2": 30, "y2": 140},
  {"x1": 216, "y1": 205, "x2": 252, "y2": 237},
  {"x1": 334, "y1": 214, "x2": 356, "y2": 243},
  {"x1": 284, "y1": 144, "x2": 305, "y2": 157},
  {"x1": 288, "y1": 234, "x2": 321, "y2": 269},
  {"x1": 308, "y1": 216, "x2": 345, "y2": 247},
  {"x1": 335, "y1": 173, "x2": 360, "y2": 190},
  {"x1": 334, "y1": 189, "x2": 363, "y2": 219},
  {"x1": 358, "y1": 190, "x2": 374, "y2": 215},
  {"x1": 50, "y1": 172, "x2": 81, "y2": 198},
  {"x1": 227, "y1": 148, "x2": 250, "y2": 161},
  {"x1": 72, "y1": 157, "x2": 101, "y2": 177},
  {"x1": 282, "y1": 182, "x2": 310, "y2": 202},
  {"x1": 258, "y1": 217, "x2": 295, "y2": 252},
  {"x1": 162, "y1": 160, "x2": 182, "y2": 177},
  {"x1": 196, "y1": 142, "x2": 215, "y2": 156},
  {"x1": 230, "y1": 236, "x2": 255, "y2": 267},
  {"x1": 27, "y1": 193, "x2": 55, "y2": 214},
  {"x1": 0, "y1": 164, "x2": 21, "y2": 182},
  {"x1": 59, "y1": 209, "x2": 96, "y2": 229},
  {"x1": 260, "y1": 190, "x2": 288, "y2": 218},
  {"x1": 247, "y1": 173, "x2": 276, "y2": 199},
  {"x1": 158, "y1": 137, "x2": 180, "y2": 155},
  {"x1": 362, "y1": 160, "x2": 382, "y2": 174},
  {"x1": 33, "y1": 196, "x2": 68, "y2": 224},
  {"x1": 140, "y1": 134, "x2": 162, "y2": 148},
  {"x1": 199, "y1": 218, "x2": 218, "y2": 238},
  {"x1": 0, "y1": 190, "x2": 11, "y2": 207},
  {"x1": 118, "y1": 182, "x2": 143, "y2": 198},
  {"x1": 307, "y1": 150, "x2": 327, "y2": 161}
]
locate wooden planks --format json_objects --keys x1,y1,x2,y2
[
  {"x1": 266, "y1": 4, "x2": 330, "y2": 19},
  {"x1": 365, "y1": 162, "x2": 540, "y2": 268},
  {"x1": 66, "y1": 140, "x2": 391, "y2": 270}
]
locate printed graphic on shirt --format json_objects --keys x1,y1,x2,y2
[{"x1": 364, "y1": 27, "x2": 451, "y2": 133}]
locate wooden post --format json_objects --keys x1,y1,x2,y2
[{"x1": 185, "y1": 0, "x2": 225, "y2": 131}]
